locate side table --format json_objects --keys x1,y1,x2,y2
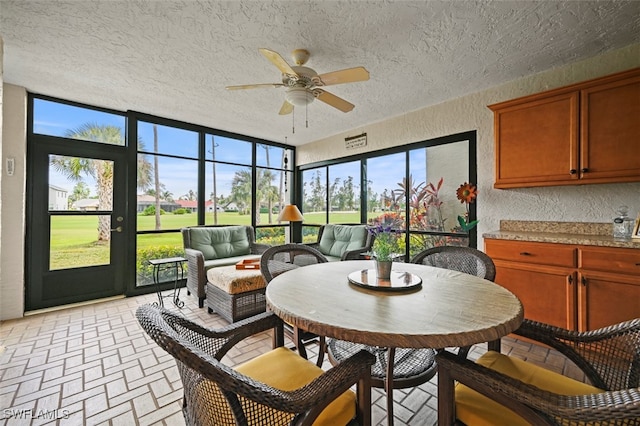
[{"x1": 148, "y1": 257, "x2": 187, "y2": 308}]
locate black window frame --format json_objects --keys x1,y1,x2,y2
[{"x1": 296, "y1": 131, "x2": 477, "y2": 253}]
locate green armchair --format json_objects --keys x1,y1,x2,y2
[
  {"x1": 305, "y1": 224, "x2": 374, "y2": 261},
  {"x1": 181, "y1": 225, "x2": 269, "y2": 308}
]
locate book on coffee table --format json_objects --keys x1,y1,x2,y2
[{"x1": 235, "y1": 258, "x2": 260, "y2": 270}]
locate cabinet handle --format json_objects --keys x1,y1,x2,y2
[
  {"x1": 519, "y1": 252, "x2": 532, "y2": 256},
  {"x1": 581, "y1": 168, "x2": 589, "y2": 173},
  {"x1": 635, "y1": 263, "x2": 640, "y2": 266},
  {"x1": 568, "y1": 275, "x2": 573, "y2": 285},
  {"x1": 581, "y1": 276, "x2": 587, "y2": 286},
  {"x1": 569, "y1": 169, "x2": 577, "y2": 175}
]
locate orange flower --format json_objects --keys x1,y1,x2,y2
[{"x1": 456, "y1": 182, "x2": 478, "y2": 204}]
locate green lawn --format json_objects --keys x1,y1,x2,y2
[
  {"x1": 49, "y1": 210, "x2": 465, "y2": 285},
  {"x1": 50, "y1": 211, "x2": 371, "y2": 280}
]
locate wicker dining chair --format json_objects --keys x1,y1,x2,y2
[
  {"x1": 327, "y1": 246, "x2": 496, "y2": 422},
  {"x1": 409, "y1": 245, "x2": 496, "y2": 281},
  {"x1": 260, "y1": 244, "x2": 329, "y2": 366},
  {"x1": 436, "y1": 318, "x2": 640, "y2": 425},
  {"x1": 136, "y1": 304, "x2": 375, "y2": 426}
]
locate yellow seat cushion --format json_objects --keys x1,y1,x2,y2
[
  {"x1": 236, "y1": 347, "x2": 356, "y2": 426},
  {"x1": 455, "y1": 351, "x2": 604, "y2": 426}
]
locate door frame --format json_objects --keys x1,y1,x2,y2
[{"x1": 25, "y1": 135, "x2": 129, "y2": 310}]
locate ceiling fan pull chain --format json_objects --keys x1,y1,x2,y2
[
  {"x1": 306, "y1": 102, "x2": 309, "y2": 128},
  {"x1": 292, "y1": 107, "x2": 295, "y2": 134}
]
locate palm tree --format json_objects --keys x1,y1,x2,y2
[
  {"x1": 51, "y1": 123, "x2": 152, "y2": 242},
  {"x1": 261, "y1": 170, "x2": 279, "y2": 224},
  {"x1": 230, "y1": 170, "x2": 252, "y2": 216}
]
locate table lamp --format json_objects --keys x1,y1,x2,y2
[{"x1": 278, "y1": 204, "x2": 304, "y2": 243}]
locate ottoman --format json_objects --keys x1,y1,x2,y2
[{"x1": 205, "y1": 265, "x2": 266, "y2": 323}]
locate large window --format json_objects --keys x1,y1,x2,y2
[
  {"x1": 134, "y1": 119, "x2": 293, "y2": 287},
  {"x1": 299, "y1": 132, "x2": 476, "y2": 258},
  {"x1": 30, "y1": 96, "x2": 294, "y2": 293}
]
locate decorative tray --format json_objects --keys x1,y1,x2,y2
[
  {"x1": 235, "y1": 259, "x2": 261, "y2": 270},
  {"x1": 347, "y1": 269, "x2": 422, "y2": 292}
]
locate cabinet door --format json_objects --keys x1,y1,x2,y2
[
  {"x1": 491, "y1": 91, "x2": 579, "y2": 188},
  {"x1": 493, "y1": 260, "x2": 577, "y2": 330},
  {"x1": 578, "y1": 272, "x2": 640, "y2": 331},
  {"x1": 580, "y1": 72, "x2": 640, "y2": 183}
]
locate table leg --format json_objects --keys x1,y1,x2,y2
[
  {"x1": 173, "y1": 262, "x2": 185, "y2": 309},
  {"x1": 385, "y1": 347, "x2": 396, "y2": 426},
  {"x1": 152, "y1": 263, "x2": 164, "y2": 307}
]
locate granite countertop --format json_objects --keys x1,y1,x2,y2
[{"x1": 483, "y1": 220, "x2": 640, "y2": 249}]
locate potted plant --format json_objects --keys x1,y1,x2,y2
[{"x1": 368, "y1": 225, "x2": 400, "y2": 279}]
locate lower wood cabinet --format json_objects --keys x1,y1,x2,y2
[{"x1": 485, "y1": 239, "x2": 639, "y2": 331}]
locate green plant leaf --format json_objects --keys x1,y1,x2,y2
[
  {"x1": 457, "y1": 216, "x2": 479, "y2": 232},
  {"x1": 457, "y1": 215, "x2": 467, "y2": 229}
]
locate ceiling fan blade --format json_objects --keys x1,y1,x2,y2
[
  {"x1": 259, "y1": 48, "x2": 298, "y2": 76},
  {"x1": 316, "y1": 67, "x2": 370, "y2": 86},
  {"x1": 279, "y1": 101, "x2": 293, "y2": 115},
  {"x1": 314, "y1": 89, "x2": 355, "y2": 113},
  {"x1": 225, "y1": 83, "x2": 284, "y2": 90}
]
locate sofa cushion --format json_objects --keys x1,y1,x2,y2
[
  {"x1": 188, "y1": 226, "x2": 251, "y2": 260},
  {"x1": 203, "y1": 255, "x2": 261, "y2": 270},
  {"x1": 318, "y1": 225, "x2": 368, "y2": 258},
  {"x1": 455, "y1": 351, "x2": 604, "y2": 426}
]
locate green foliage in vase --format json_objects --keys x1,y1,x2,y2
[{"x1": 368, "y1": 225, "x2": 401, "y2": 261}]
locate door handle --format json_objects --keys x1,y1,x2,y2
[{"x1": 110, "y1": 226, "x2": 123, "y2": 233}]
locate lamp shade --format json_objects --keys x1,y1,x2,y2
[
  {"x1": 285, "y1": 87, "x2": 314, "y2": 106},
  {"x1": 278, "y1": 204, "x2": 304, "y2": 222}
]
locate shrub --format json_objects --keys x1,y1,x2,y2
[
  {"x1": 142, "y1": 205, "x2": 166, "y2": 216},
  {"x1": 137, "y1": 245, "x2": 186, "y2": 286},
  {"x1": 173, "y1": 208, "x2": 188, "y2": 215}
]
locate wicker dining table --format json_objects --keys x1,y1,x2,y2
[{"x1": 265, "y1": 259, "x2": 524, "y2": 425}]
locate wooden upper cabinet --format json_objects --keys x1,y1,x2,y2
[
  {"x1": 580, "y1": 73, "x2": 640, "y2": 183},
  {"x1": 492, "y1": 92, "x2": 579, "y2": 187},
  {"x1": 490, "y1": 68, "x2": 640, "y2": 189}
]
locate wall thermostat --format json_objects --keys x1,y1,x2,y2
[{"x1": 6, "y1": 158, "x2": 15, "y2": 176}]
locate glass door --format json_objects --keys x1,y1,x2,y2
[{"x1": 26, "y1": 138, "x2": 127, "y2": 310}]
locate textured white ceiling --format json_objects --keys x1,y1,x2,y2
[{"x1": 2, "y1": 1, "x2": 639, "y2": 146}]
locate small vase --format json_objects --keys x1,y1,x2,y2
[{"x1": 375, "y1": 259, "x2": 393, "y2": 280}]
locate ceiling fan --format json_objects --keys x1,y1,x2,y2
[{"x1": 226, "y1": 48, "x2": 369, "y2": 115}]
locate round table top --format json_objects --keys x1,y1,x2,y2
[{"x1": 266, "y1": 260, "x2": 524, "y2": 349}]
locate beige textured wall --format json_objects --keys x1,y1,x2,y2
[
  {"x1": 1, "y1": 81, "x2": 27, "y2": 320},
  {"x1": 298, "y1": 44, "x2": 640, "y2": 247}
]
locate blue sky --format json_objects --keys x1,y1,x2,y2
[
  {"x1": 35, "y1": 99, "x2": 290, "y2": 199},
  {"x1": 35, "y1": 98, "x2": 436, "y2": 202}
]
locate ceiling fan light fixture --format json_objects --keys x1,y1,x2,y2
[{"x1": 285, "y1": 87, "x2": 314, "y2": 106}]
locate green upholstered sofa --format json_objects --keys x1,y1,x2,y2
[
  {"x1": 305, "y1": 224, "x2": 373, "y2": 262},
  {"x1": 181, "y1": 225, "x2": 270, "y2": 307}
]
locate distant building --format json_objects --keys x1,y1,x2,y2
[
  {"x1": 175, "y1": 199, "x2": 198, "y2": 212},
  {"x1": 174, "y1": 200, "x2": 225, "y2": 213},
  {"x1": 72, "y1": 198, "x2": 100, "y2": 211},
  {"x1": 136, "y1": 195, "x2": 181, "y2": 213},
  {"x1": 48, "y1": 185, "x2": 68, "y2": 210}
]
